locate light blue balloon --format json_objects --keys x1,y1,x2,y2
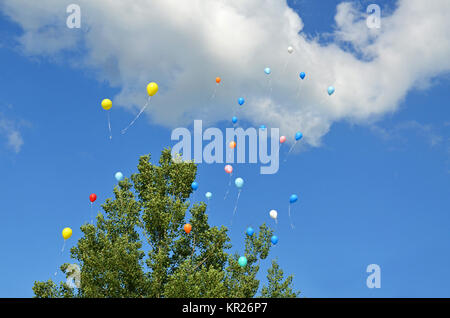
[
  {"x1": 327, "y1": 86, "x2": 335, "y2": 95},
  {"x1": 238, "y1": 97, "x2": 245, "y2": 106},
  {"x1": 299, "y1": 72, "x2": 305, "y2": 79},
  {"x1": 271, "y1": 235, "x2": 279, "y2": 245},
  {"x1": 232, "y1": 116, "x2": 238, "y2": 124},
  {"x1": 246, "y1": 227, "x2": 254, "y2": 236},
  {"x1": 289, "y1": 194, "x2": 298, "y2": 203},
  {"x1": 295, "y1": 132, "x2": 303, "y2": 141},
  {"x1": 191, "y1": 182, "x2": 198, "y2": 191},
  {"x1": 205, "y1": 192, "x2": 212, "y2": 199},
  {"x1": 264, "y1": 67, "x2": 271, "y2": 75},
  {"x1": 238, "y1": 256, "x2": 247, "y2": 267},
  {"x1": 115, "y1": 172, "x2": 124, "y2": 181},
  {"x1": 235, "y1": 177, "x2": 244, "y2": 189},
  {"x1": 260, "y1": 125, "x2": 266, "y2": 130}
]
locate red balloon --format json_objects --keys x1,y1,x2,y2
[
  {"x1": 224, "y1": 165, "x2": 233, "y2": 174},
  {"x1": 89, "y1": 193, "x2": 97, "y2": 203}
]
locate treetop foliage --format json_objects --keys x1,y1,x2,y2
[{"x1": 33, "y1": 149, "x2": 299, "y2": 298}]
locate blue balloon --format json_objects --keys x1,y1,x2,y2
[
  {"x1": 246, "y1": 227, "x2": 254, "y2": 236},
  {"x1": 327, "y1": 86, "x2": 335, "y2": 95},
  {"x1": 299, "y1": 72, "x2": 305, "y2": 79},
  {"x1": 271, "y1": 235, "x2": 279, "y2": 245},
  {"x1": 205, "y1": 192, "x2": 212, "y2": 199},
  {"x1": 260, "y1": 125, "x2": 266, "y2": 130},
  {"x1": 264, "y1": 67, "x2": 271, "y2": 75},
  {"x1": 115, "y1": 172, "x2": 124, "y2": 181},
  {"x1": 232, "y1": 116, "x2": 238, "y2": 124},
  {"x1": 289, "y1": 194, "x2": 298, "y2": 203},
  {"x1": 191, "y1": 182, "x2": 198, "y2": 191},
  {"x1": 238, "y1": 256, "x2": 247, "y2": 267},
  {"x1": 235, "y1": 177, "x2": 244, "y2": 189},
  {"x1": 295, "y1": 132, "x2": 303, "y2": 141},
  {"x1": 238, "y1": 97, "x2": 245, "y2": 106}
]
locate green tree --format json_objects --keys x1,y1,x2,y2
[
  {"x1": 33, "y1": 149, "x2": 299, "y2": 298},
  {"x1": 261, "y1": 260, "x2": 299, "y2": 298}
]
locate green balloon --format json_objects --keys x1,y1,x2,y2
[{"x1": 238, "y1": 256, "x2": 247, "y2": 267}]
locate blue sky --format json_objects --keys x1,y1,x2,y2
[{"x1": 0, "y1": 0, "x2": 449, "y2": 297}]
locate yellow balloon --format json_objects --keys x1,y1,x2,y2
[
  {"x1": 62, "y1": 227, "x2": 72, "y2": 240},
  {"x1": 101, "y1": 98, "x2": 112, "y2": 110},
  {"x1": 147, "y1": 82, "x2": 159, "y2": 96}
]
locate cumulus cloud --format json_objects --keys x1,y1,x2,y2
[{"x1": 1, "y1": 0, "x2": 449, "y2": 147}]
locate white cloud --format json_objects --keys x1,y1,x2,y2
[
  {"x1": 370, "y1": 120, "x2": 444, "y2": 147},
  {"x1": 0, "y1": 113, "x2": 24, "y2": 153},
  {"x1": 7, "y1": 130, "x2": 23, "y2": 152},
  {"x1": 1, "y1": 0, "x2": 450, "y2": 147}
]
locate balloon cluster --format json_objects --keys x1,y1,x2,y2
[{"x1": 61, "y1": 50, "x2": 331, "y2": 270}]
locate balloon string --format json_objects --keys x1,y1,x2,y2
[
  {"x1": 296, "y1": 83, "x2": 302, "y2": 98},
  {"x1": 61, "y1": 239, "x2": 66, "y2": 253},
  {"x1": 107, "y1": 111, "x2": 112, "y2": 140},
  {"x1": 276, "y1": 57, "x2": 291, "y2": 86},
  {"x1": 210, "y1": 85, "x2": 218, "y2": 100},
  {"x1": 55, "y1": 238, "x2": 68, "y2": 276},
  {"x1": 267, "y1": 77, "x2": 272, "y2": 98},
  {"x1": 231, "y1": 189, "x2": 241, "y2": 225},
  {"x1": 288, "y1": 204, "x2": 295, "y2": 229},
  {"x1": 283, "y1": 141, "x2": 298, "y2": 163},
  {"x1": 121, "y1": 96, "x2": 151, "y2": 134},
  {"x1": 317, "y1": 94, "x2": 330, "y2": 107},
  {"x1": 282, "y1": 59, "x2": 289, "y2": 76},
  {"x1": 224, "y1": 173, "x2": 232, "y2": 200},
  {"x1": 90, "y1": 202, "x2": 93, "y2": 224},
  {"x1": 270, "y1": 77, "x2": 273, "y2": 96},
  {"x1": 227, "y1": 147, "x2": 234, "y2": 162}
]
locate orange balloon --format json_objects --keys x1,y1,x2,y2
[
  {"x1": 216, "y1": 77, "x2": 221, "y2": 84},
  {"x1": 229, "y1": 141, "x2": 236, "y2": 149},
  {"x1": 184, "y1": 223, "x2": 192, "y2": 234}
]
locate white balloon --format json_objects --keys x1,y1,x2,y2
[
  {"x1": 115, "y1": 171, "x2": 124, "y2": 181},
  {"x1": 287, "y1": 46, "x2": 294, "y2": 54},
  {"x1": 269, "y1": 209, "x2": 278, "y2": 219}
]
